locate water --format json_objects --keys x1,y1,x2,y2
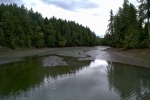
[{"x1": 0, "y1": 55, "x2": 150, "y2": 100}]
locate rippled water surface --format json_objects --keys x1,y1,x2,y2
[{"x1": 0, "y1": 50, "x2": 150, "y2": 100}]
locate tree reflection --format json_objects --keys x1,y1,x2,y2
[
  {"x1": 0, "y1": 56, "x2": 90, "y2": 96},
  {"x1": 107, "y1": 62, "x2": 150, "y2": 99}
]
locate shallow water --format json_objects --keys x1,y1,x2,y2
[{"x1": 0, "y1": 54, "x2": 150, "y2": 100}]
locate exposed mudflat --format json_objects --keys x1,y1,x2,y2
[
  {"x1": 0, "y1": 46, "x2": 150, "y2": 68},
  {"x1": 42, "y1": 56, "x2": 67, "y2": 67},
  {"x1": 105, "y1": 48, "x2": 150, "y2": 68}
]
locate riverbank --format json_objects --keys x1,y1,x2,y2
[
  {"x1": 105, "y1": 48, "x2": 150, "y2": 68},
  {"x1": 105, "y1": 48, "x2": 150, "y2": 61},
  {"x1": 0, "y1": 46, "x2": 150, "y2": 68},
  {"x1": 0, "y1": 47, "x2": 58, "y2": 64}
]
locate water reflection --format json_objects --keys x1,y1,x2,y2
[
  {"x1": 0, "y1": 56, "x2": 90, "y2": 97},
  {"x1": 0, "y1": 56, "x2": 43, "y2": 96},
  {"x1": 107, "y1": 63, "x2": 150, "y2": 99},
  {"x1": 0, "y1": 56, "x2": 150, "y2": 100},
  {"x1": 89, "y1": 60, "x2": 108, "y2": 68}
]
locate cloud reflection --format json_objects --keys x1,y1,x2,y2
[{"x1": 89, "y1": 59, "x2": 108, "y2": 68}]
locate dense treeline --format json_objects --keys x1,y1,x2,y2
[
  {"x1": 102, "y1": 0, "x2": 150, "y2": 49},
  {"x1": 0, "y1": 3, "x2": 99, "y2": 49}
]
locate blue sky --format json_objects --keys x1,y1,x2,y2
[{"x1": 0, "y1": 0, "x2": 137, "y2": 36}]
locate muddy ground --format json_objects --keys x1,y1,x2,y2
[{"x1": 0, "y1": 46, "x2": 150, "y2": 68}]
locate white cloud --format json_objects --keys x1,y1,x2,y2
[{"x1": 40, "y1": 0, "x2": 99, "y2": 11}]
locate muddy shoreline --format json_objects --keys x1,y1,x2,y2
[
  {"x1": 0, "y1": 46, "x2": 150, "y2": 68},
  {"x1": 105, "y1": 48, "x2": 150, "y2": 68},
  {"x1": 105, "y1": 48, "x2": 150, "y2": 61}
]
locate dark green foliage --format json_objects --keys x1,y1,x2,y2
[
  {"x1": 137, "y1": 0, "x2": 150, "y2": 37},
  {"x1": 0, "y1": 3, "x2": 99, "y2": 49},
  {"x1": 32, "y1": 26, "x2": 45, "y2": 48},
  {"x1": 0, "y1": 10, "x2": 16, "y2": 48},
  {"x1": 103, "y1": 0, "x2": 150, "y2": 49}
]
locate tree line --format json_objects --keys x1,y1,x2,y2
[
  {"x1": 102, "y1": 0, "x2": 150, "y2": 49},
  {"x1": 0, "y1": 3, "x2": 100, "y2": 49}
]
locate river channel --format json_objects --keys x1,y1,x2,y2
[{"x1": 0, "y1": 46, "x2": 150, "y2": 100}]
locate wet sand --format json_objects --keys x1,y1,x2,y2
[
  {"x1": 105, "y1": 48, "x2": 150, "y2": 68},
  {"x1": 0, "y1": 46, "x2": 150, "y2": 68},
  {"x1": 105, "y1": 48, "x2": 150, "y2": 61},
  {"x1": 0, "y1": 47, "x2": 58, "y2": 64}
]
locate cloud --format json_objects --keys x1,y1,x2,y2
[
  {"x1": 0, "y1": 0, "x2": 23, "y2": 5},
  {"x1": 0, "y1": 0, "x2": 14, "y2": 3},
  {"x1": 40, "y1": 0, "x2": 99, "y2": 11},
  {"x1": 92, "y1": 13, "x2": 100, "y2": 16}
]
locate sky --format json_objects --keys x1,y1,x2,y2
[{"x1": 0, "y1": 0, "x2": 138, "y2": 37}]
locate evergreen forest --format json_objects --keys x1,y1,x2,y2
[
  {"x1": 102, "y1": 0, "x2": 150, "y2": 49},
  {"x1": 0, "y1": 3, "x2": 99, "y2": 49}
]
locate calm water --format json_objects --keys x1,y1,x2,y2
[{"x1": 0, "y1": 55, "x2": 150, "y2": 100}]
